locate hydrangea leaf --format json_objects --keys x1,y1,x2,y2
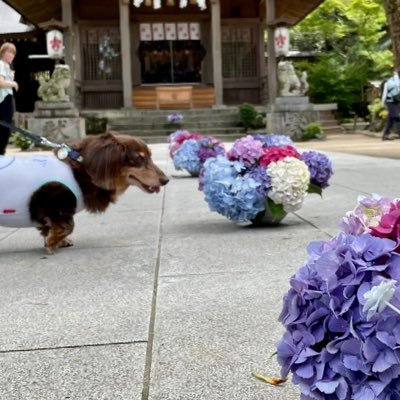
[{"x1": 307, "y1": 182, "x2": 322, "y2": 196}]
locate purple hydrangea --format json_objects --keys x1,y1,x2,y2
[
  {"x1": 197, "y1": 137, "x2": 225, "y2": 164},
  {"x1": 253, "y1": 133, "x2": 294, "y2": 148},
  {"x1": 227, "y1": 135, "x2": 264, "y2": 166},
  {"x1": 276, "y1": 229, "x2": 400, "y2": 400},
  {"x1": 245, "y1": 166, "x2": 271, "y2": 197},
  {"x1": 300, "y1": 151, "x2": 333, "y2": 189},
  {"x1": 340, "y1": 195, "x2": 394, "y2": 236}
]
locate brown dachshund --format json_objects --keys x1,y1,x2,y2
[{"x1": 0, "y1": 132, "x2": 169, "y2": 253}]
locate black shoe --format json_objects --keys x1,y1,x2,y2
[{"x1": 382, "y1": 136, "x2": 394, "y2": 141}]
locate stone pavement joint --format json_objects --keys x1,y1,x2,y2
[{"x1": 0, "y1": 134, "x2": 399, "y2": 399}]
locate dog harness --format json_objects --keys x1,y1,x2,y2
[{"x1": 0, "y1": 155, "x2": 84, "y2": 228}]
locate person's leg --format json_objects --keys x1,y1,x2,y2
[
  {"x1": 383, "y1": 102, "x2": 397, "y2": 140},
  {"x1": 382, "y1": 117, "x2": 394, "y2": 140},
  {"x1": 0, "y1": 95, "x2": 14, "y2": 155}
]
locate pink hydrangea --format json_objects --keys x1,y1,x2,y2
[{"x1": 259, "y1": 145, "x2": 300, "y2": 167}]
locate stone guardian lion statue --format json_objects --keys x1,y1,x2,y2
[
  {"x1": 277, "y1": 61, "x2": 301, "y2": 96},
  {"x1": 37, "y1": 64, "x2": 71, "y2": 102}
]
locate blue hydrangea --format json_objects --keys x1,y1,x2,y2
[
  {"x1": 173, "y1": 139, "x2": 201, "y2": 175},
  {"x1": 202, "y1": 156, "x2": 265, "y2": 222},
  {"x1": 301, "y1": 150, "x2": 333, "y2": 189},
  {"x1": 253, "y1": 134, "x2": 294, "y2": 147}
]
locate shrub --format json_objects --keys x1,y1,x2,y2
[
  {"x1": 302, "y1": 122, "x2": 323, "y2": 141},
  {"x1": 12, "y1": 132, "x2": 35, "y2": 151},
  {"x1": 368, "y1": 99, "x2": 387, "y2": 132},
  {"x1": 239, "y1": 103, "x2": 258, "y2": 132}
]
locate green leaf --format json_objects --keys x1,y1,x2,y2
[
  {"x1": 266, "y1": 198, "x2": 286, "y2": 218},
  {"x1": 307, "y1": 183, "x2": 323, "y2": 196}
]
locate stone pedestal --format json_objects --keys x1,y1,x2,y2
[
  {"x1": 266, "y1": 96, "x2": 318, "y2": 139},
  {"x1": 27, "y1": 101, "x2": 86, "y2": 144}
]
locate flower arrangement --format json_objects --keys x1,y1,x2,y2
[
  {"x1": 167, "y1": 112, "x2": 184, "y2": 124},
  {"x1": 200, "y1": 134, "x2": 333, "y2": 224},
  {"x1": 168, "y1": 130, "x2": 225, "y2": 177},
  {"x1": 276, "y1": 194, "x2": 400, "y2": 400}
]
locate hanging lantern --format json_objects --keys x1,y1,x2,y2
[
  {"x1": 46, "y1": 29, "x2": 64, "y2": 59},
  {"x1": 274, "y1": 26, "x2": 290, "y2": 57}
]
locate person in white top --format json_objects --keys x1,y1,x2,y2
[
  {"x1": 381, "y1": 69, "x2": 400, "y2": 141},
  {"x1": 0, "y1": 42, "x2": 18, "y2": 154}
]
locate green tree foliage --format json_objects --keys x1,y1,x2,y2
[{"x1": 291, "y1": 0, "x2": 392, "y2": 117}]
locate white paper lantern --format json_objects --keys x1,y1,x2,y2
[
  {"x1": 274, "y1": 27, "x2": 290, "y2": 57},
  {"x1": 46, "y1": 29, "x2": 64, "y2": 59}
]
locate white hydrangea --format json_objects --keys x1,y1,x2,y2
[{"x1": 267, "y1": 157, "x2": 310, "y2": 212}]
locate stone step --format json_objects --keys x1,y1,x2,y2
[
  {"x1": 108, "y1": 120, "x2": 242, "y2": 131},
  {"x1": 140, "y1": 132, "x2": 246, "y2": 144},
  {"x1": 116, "y1": 126, "x2": 245, "y2": 138},
  {"x1": 322, "y1": 125, "x2": 344, "y2": 135}
]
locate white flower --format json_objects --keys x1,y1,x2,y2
[
  {"x1": 363, "y1": 279, "x2": 399, "y2": 321},
  {"x1": 266, "y1": 157, "x2": 310, "y2": 212}
]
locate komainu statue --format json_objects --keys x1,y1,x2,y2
[
  {"x1": 37, "y1": 64, "x2": 71, "y2": 102},
  {"x1": 277, "y1": 61, "x2": 301, "y2": 96}
]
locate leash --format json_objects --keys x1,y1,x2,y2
[{"x1": 0, "y1": 120, "x2": 83, "y2": 162}]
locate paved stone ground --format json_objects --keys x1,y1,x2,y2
[{"x1": 0, "y1": 133, "x2": 399, "y2": 399}]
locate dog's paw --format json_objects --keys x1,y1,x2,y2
[{"x1": 60, "y1": 238, "x2": 74, "y2": 248}]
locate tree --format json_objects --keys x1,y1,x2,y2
[
  {"x1": 382, "y1": 0, "x2": 400, "y2": 69},
  {"x1": 291, "y1": 0, "x2": 392, "y2": 117}
]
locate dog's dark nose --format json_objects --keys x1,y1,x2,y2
[{"x1": 160, "y1": 176, "x2": 169, "y2": 186}]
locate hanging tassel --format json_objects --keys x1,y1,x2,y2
[
  {"x1": 144, "y1": 0, "x2": 151, "y2": 6},
  {"x1": 153, "y1": 0, "x2": 161, "y2": 8},
  {"x1": 179, "y1": 0, "x2": 188, "y2": 8},
  {"x1": 133, "y1": 0, "x2": 144, "y2": 7},
  {"x1": 167, "y1": 0, "x2": 175, "y2": 5}
]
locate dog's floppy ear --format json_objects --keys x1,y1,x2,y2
[{"x1": 76, "y1": 132, "x2": 127, "y2": 190}]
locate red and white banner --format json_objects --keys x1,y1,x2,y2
[
  {"x1": 177, "y1": 23, "x2": 189, "y2": 40},
  {"x1": 165, "y1": 23, "x2": 177, "y2": 40},
  {"x1": 140, "y1": 23, "x2": 152, "y2": 41},
  {"x1": 140, "y1": 22, "x2": 200, "y2": 41},
  {"x1": 152, "y1": 23, "x2": 164, "y2": 40},
  {"x1": 189, "y1": 23, "x2": 200, "y2": 40}
]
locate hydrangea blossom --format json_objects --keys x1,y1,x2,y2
[
  {"x1": 340, "y1": 194, "x2": 394, "y2": 235},
  {"x1": 197, "y1": 137, "x2": 225, "y2": 163},
  {"x1": 277, "y1": 195, "x2": 400, "y2": 400},
  {"x1": 201, "y1": 134, "x2": 332, "y2": 223},
  {"x1": 301, "y1": 151, "x2": 333, "y2": 189},
  {"x1": 202, "y1": 156, "x2": 265, "y2": 221},
  {"x1": 260, "y1": 145, "x2": 300, "y2": 167},
  {"x1": 227, "y1": 135, "x2": 264, "y2": 166},
  {"x1": 172, "y1": 139, "x2": 201, "y2": 175},
  {"x1": 167, "y1": 112, "x2": 183, "y2": 123},
  {"x1": 168, "y1": 130, "x2": 202, "y2": 157},
  {"x1": 267, "y1": 157, "x2": 310, "y2": 212},
  {"x1": 169, "y1": 132, "x2": 226, "y2": 176},
  {"x1": 253, "y1": 133, "x2": 294, "y2": 147}
]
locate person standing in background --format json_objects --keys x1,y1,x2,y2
[
  {"x1": 0, "y1": 42, "x2": 18, "y2": 155},
  {"x1": 381, "y1": 69, "x2": 400, "y2": 141}
]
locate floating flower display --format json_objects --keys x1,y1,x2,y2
[
  {"x1": 201, "y1": 134, "x2": 333, "y2": 225},
  {"x1": 276, "y1": 194, "x2": 400, "y2": 400},
  {"x1": 168, "y1": 130, "x2": 225, "y2": 177},
  {"x1": 167, "y1": 112, "x2": 183, "y2": 123}
]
